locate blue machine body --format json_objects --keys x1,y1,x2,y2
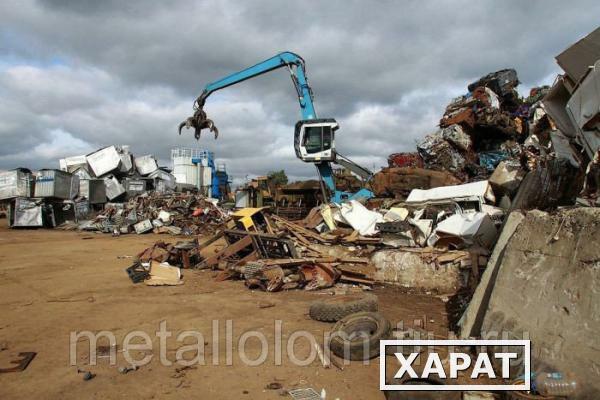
[{"x1": 190, "y1": 150, "x2": 227, "y2": 199}]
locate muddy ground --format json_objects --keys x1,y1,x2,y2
[{"x1": 0, "y1": 220, "x2": 449, "y2": 399}]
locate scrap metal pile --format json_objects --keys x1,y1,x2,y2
[
  {"x1": 0, "y1": 145, "x2": 181, "y2": 230},
  {"x1": 81, "y1": 192, "x2": 227, "y2": 236},
  {"x1": 129, "y1": 192, "x2": 494, "y2": 296},
  {"x1": 129, "y1": 28, "x2": 600, "y2": 318},
  {"x1": 374, "y1": 30, "x2": 600, "y2": 209},
  {"x1": 129, "y1": 207, "x2": 375, "y2": 289}
]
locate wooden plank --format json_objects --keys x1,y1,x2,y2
[
  {"x1": 200, "y1": 235, "x2": 254, "y2": 269},
  {"x1": 272, "y1": 215, "x2": 327, "y2": 243},
  {"x1": 339, "y1": 275, "x2": 374, "y2": 285}
]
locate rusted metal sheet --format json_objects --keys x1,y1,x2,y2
[
  {"x1": 370, "y1": 167, "x2": 460, "y2": 198},
  {"x1": 300, "y1": 263, "x2": 339, "y2": 290},
  {"x1": 440, "y1": 107, "x2": 475, "y2": 129},
  {"x1": 0, "y1": 352, "x2": 36, "y2": 373},
  {"x1": 387, "y1": 152, "x2": 424, "y2": 168}
]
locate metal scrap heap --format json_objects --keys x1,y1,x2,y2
[
  {"x1": 375, "y1": 57, "x2": 598, "y2": 209},
  {"x1": 129, "y1": 206, "x2": 375, "y2": 289},
  {"x1": 81, "y1": 191, "x2": 227, "y2": 236}
]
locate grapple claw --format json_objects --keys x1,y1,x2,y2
[
  {"x1": 178, "y1": 120, "x2": 188, "y2": 135},
  {"x1": 177, "y1": 91, "x2": 218, "y2": 141}
]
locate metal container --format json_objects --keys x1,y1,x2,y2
[
  {"x1": 0, "y1": 168, "x2": 34, "y2": 200},
  {"x1": 59, "y1": 155, "x2": 88, "y2": 173},
  {"x1": 79, "y1": 179, "x2": 106, "y2": 204},
  {"x1": 135, "y1": 155, "x2": 159, "y2": 176},
  {"x1": 198, "y1": 165, "x2": 212, "y2": 196},
  {"x1": 74, "y1": 200, "x2": 90, "y2": 220},
  {"x1": 103, "y1": 175, "x2": 125, "y2": 200},
  {"x1": 70, "y1": 174, "x2": 80, "y2": 199},
  {"x1": 124, "y1": 178, "x2": 147, "y2": 198},
  {"x1": 50, "y1": 200, "x2": 77, "y2": 226},
  {"x1": 34, "y1": 169, "x2": 72, "y2": 199},
  {"x1": 72, "y1": 166, "x2": 92, "y2": 180},
  {"x1": 86, "y1": 146, "x2": 121, "y2": 177},
  {"x1": 119, "y1": 152, "x2": 134, "y2": 174},
  {"x1": 8, "y1": 197, "x2": 43, "y2": 227},
  {"x1": 134, "y1": 219, "x2": 153, "y2": 234},
  {"x1": 149, "y1": 170, "x2": 176, "y2": 192},
  {"x1": 172, "y1": 156, "x2": 198, "y2": 186},
  {"x1": 235, "y1": 190, "x2": 250, "y2": 208}
]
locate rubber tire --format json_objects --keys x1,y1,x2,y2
[
  {"x1": 329, "y1": 311, "x2": 391, "y2": 361},
  {"x1": 309, "y1": 294, "x2": 378, "y2": 322}
]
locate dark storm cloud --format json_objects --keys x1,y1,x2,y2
[{"x1": 0, "y1": 0, "x2": 599, "y2": 183}]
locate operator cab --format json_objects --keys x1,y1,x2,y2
[{"x1": 294, "y1": 118, "x2": 338, "y2": 162}]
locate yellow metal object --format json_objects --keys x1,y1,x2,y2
[{"x1": 231, "y1": 207, "x2": 270, "y2": 231}]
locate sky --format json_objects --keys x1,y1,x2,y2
[{"x1": 1, "y1": 1, "x2": 599, "y2": 185}]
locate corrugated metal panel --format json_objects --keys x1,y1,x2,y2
[{"x1": 34, "y1": 169, "x2": 72, "y2": 199}]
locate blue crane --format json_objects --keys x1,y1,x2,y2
[{"x1": 179, "y1": 51, "x2": 373, "y2": 203}]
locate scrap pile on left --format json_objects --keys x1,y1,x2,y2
[{"x1": 0, "y1": 145, "x2": 196, "y2": 232}]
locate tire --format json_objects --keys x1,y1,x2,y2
[
  {"x1": 329, "y1": 311, "x2": 391, "y2": 361},
  {"x1": 309, "y1": 294, "x2": 378, "y2": 322}
]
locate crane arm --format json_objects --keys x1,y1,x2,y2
[
  {"x1": 178, "y1": 51, "x2": 374, "y2": 203},
  {"x1": 179, "y1": 52, "x2": 316, "y2": 139}
]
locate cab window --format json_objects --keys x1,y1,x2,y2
[
  {"x1": 303, "y1": 125, "x2": 332, "y2": 154},
  {"x1": 322, "y1": 126, "x2": 332, "y2": 150}
]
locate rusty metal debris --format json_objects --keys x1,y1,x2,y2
[
  {"x1": 83, "y1": 192, "x2": 226, "y2": 236},
  {"x1": 130, "y1": 206, "x2": 374, "y2": 291},
  {"x1": 0, "y1": 352, "x2": 36, "y2": 373}
]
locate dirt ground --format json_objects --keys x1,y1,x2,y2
[{"x1": 0, "y1": 219, "x2": 449, "y2": 400}]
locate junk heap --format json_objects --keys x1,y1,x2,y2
[
  {"x1": 0, "y1": 145, "x2": 227, "y2": 234},
  {"x1": 128, "y1": 30, "x2": 600, "y2": 395},
  {"x1": 81, "y1": 192, "x2": 227, "y2": 236},
  {"x1": 132, "y1": 28, "x2": 600, "y2": 316}
]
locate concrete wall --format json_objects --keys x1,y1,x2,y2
[
  {"x1": 371, "y1": 249, "x2": 466, "y2": 294},
  {"x1": 480, "y1": 208, "x2": 600, "y2": 399},
  {"x1": 460, "y1": 211, "x2": 525, "y2": 338}
]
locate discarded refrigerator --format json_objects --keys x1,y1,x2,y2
[{"x1": 0, "y1": 168, "x2": 34, "y2": 200}]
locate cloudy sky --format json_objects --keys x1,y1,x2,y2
[{"x1": 1, "y1": 1, "x2": 599, "y2": 185}]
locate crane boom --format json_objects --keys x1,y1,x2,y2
[{"x1": 179, "y1": 51, "x2": 373, "y2": 203}]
